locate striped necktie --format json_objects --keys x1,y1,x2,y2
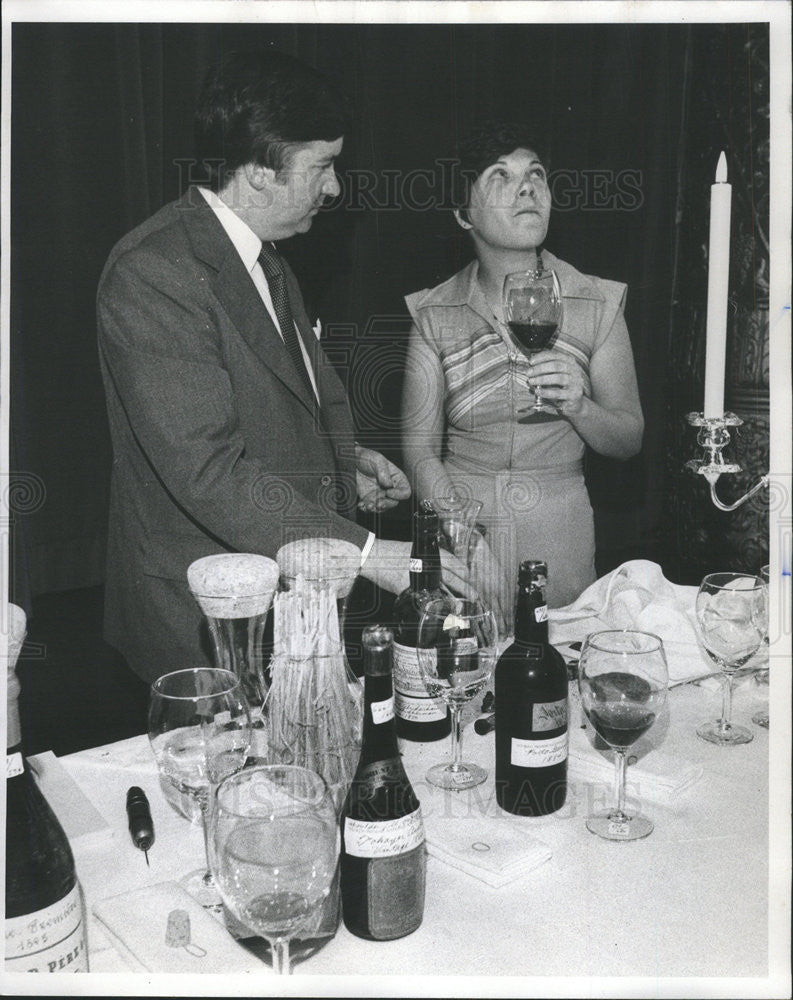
[{"x1": 258, "y1": 244, "x2": 316, "y2": 400}]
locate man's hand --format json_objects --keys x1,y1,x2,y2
[
  {"x1": 355, "y1": 445, "x2": 411, "y2": 513},
  {"x1": 360, "y1": 539, "x2": 473, "y2": 597}
]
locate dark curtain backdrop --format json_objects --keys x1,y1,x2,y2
[{"x1": 9, "y1": 20, "x2": 766, "y2": 605}]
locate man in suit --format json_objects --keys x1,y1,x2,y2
[{"x1": 97, "y1": 49, "x2": 475, "y2": 684}]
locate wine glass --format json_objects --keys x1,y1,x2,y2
[
  {"x1": 578, "y1": 630, "x2": 668, "y2": 842},
  {"x1": 430, "y1": 495, "x2": 483, "y2": 569},
  {"x1": 752, "y1": 564, "x2": 770, "y2": 729},
  {"x1": 694, "y1": 572, "x2": 766, "y2": 746},
  {"x1": 210, "y1": 764, "x2": 338, "y2": 975},
  {"x1": 503, "y1": 268, "x2": 563, "y2": 415},
  {"x1": 416, "y1": 596, "x2": 499, "y2": 789},
  {"x1": 148, "y1": 667, "x2": 252, "y2": 908}
]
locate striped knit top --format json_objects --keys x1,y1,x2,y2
[{"x1": 404, "y1": 251, "x2": 629, "y2": 474}]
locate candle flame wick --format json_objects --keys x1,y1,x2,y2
[{"x1": 715, "y1": 151, "x2": 728, "y2": 184}]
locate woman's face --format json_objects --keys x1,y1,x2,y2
[{"x1": 465, "y1": 147, "x2": 551, "y2": 252}]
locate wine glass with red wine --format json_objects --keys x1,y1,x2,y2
[
  {"x1": 578, "y1": 631, "x2": 668, "y2": 842},
  {"x1": 503, "y1": 268, "x2": 563, "y2": 415}
]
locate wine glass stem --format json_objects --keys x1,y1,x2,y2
[
  {"x1": 613, "y1": 748, "x2": 628, "y2": 820},
  {"x1": 449, "y1": 707, "x2": 464, "y2": 771},
  {"x1": 720, "y1": 671, "x2": 736, "y2": 732},
  {"x1": 198, "y1": 789, "x2": 214, "y2": 883},
  {"x1": 271, "y1": 937, "x2": 291, "y2": 975}
]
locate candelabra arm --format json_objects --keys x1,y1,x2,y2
[
  {"x1": 707, "y1": 473, "x2": 770, "y2": 512},
  {"x1": 685, "y1": 411, "x2": 770, "y2": 512}
]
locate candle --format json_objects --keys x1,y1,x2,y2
[{"x1": 703, "y1": 151, "x2": 732, "y2": 418}]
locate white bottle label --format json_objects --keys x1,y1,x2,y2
[
  {"x1": 371, "y1": 696, "x2": 394, "y2": 725},
  {"x1": 4, "y1": 883, "x2": 88, "y2": 973},
  {"x1": 7, "y1": 752, "x2": 24, "y2": 779},
  {"x1": 393, "y1": 642, "x2": 433, "y2": 696},
  {"x1": 393, "y1": 692, "x2": 446, "y2": 722},
  {"x1": 511, "y1": 731, "x2": 568, "y2": 768},
  {"x1": 534, "y1": 604, "x2": 548, "y2": 623},
  {"x1": 532, "y1": 697, "x2": 567, "y2": 732},
  {"x1": 409, "y1": 558, "x2": 423, "y2": 573},
  {"x1": 344, "y1": 806, "x2": 424, "y2": 858}
]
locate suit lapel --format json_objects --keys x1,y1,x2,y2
[{"x1": 181, "y1": 188, "x2": 317, "y2": 415}]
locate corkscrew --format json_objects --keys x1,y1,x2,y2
[{"x1": 126, "y1": 786, "x2": 155, "y2": 865}]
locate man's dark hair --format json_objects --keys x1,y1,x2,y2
[
  {"x1": 195, "y1": 48, "x2": 352, "y2": 190},
  {"x1": 451, "y1": 121, "x2": 550, "y2": 214}
]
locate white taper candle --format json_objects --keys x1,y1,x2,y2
[{"x1": 703, "y1": 151, "x2": 732, "y2": 418}]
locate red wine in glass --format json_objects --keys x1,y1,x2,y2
[
  {"x1": 503, "y1": 268, "x2": 563, "y2": 415},
  {"x1": 506, "y1": 320, "x2": 559, "y2": 355}
]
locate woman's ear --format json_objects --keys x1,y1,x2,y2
[{"x1": 454, "y1": 208, "x2": 473, "y2": 231}]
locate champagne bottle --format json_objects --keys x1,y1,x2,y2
[
  {"x1": 339, "y1": 625, "x2": 426, "y2": 940},
  {"x1": 495, "y1": 560, "x2": 568, "y2": 816},
  {"x1": 392, "y1": 509, "x2": 451, "y2": 741},
  {"x1": 4, "y1": 606, "x2": 89, "y2": 973}
]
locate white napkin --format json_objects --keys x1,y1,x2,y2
[
  {"x1": 420, "y1": 783, "x2": 551, "y2": 888},
  {"x1": 568, "y1": 726, "x2": 703, "y2": 805},
  {"x1": 93, "y1": 882, "x2": 267, "y2": 973},
  {"x1": 549, "y1": 560, "x2": 708, "y2": 683}
]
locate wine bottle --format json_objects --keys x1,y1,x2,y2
[
  {"x1": 495, "y1": 560, "x2": 568, "y2": 816},
  {"x1": 5, "y1": 607, "x2": 89, "y2": 973},
  {"x1": 339, "y1": 625, "x2": 426, "y2": 940},
  {"x1": 392, "y1": 509, "x2": 451, "y2": 741}
]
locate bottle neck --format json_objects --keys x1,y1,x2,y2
[
  {"x1": 360, "y1": 659, "x2": 401, "y2": 763},
  {"x1": 409, "y1": 517, "x2": 442, "y2": 592},
  {"x1": 7, "y1": 661, "x2": 22, "y2": 752},
  {"x1": 513, "y1": 583, "x2": 550, "y2": 647}
]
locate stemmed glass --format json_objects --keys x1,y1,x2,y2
[
  {"x1": 752, "y1": 564, "x2": 770, "y2": 729},
  {"x1": 503, "y1": 268, "x2": 563, "y2": 415},
  {"x1": 430, "y1": 495, "x2": 483, "y2": 569},
  {"x1": 694, "y1": 572, "x2": 766, "y2": 746},
  {"x1": 148, "y1": 667, "x2": 252, "y2": 908},
  {"x1": 210, "y1": 764, "x2": 338, "y2": 975},
  {"x1": 578, "y1": 631, "x2": 669, "y2": 842},
  {"x1": 417, "y1": 596, "x2": 499, "y2": 789}
]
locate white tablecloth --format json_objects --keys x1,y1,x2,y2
[{"x1": 49, "y1": 665, "x2": 785, "y2": 997}]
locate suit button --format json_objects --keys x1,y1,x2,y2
[{"x1": 320, "y1": 475, "x2": 332, "y2": 486}]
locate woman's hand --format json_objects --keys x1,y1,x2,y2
[{"x1": 526, "y1": 349, "x2": 589, "y2": 416}]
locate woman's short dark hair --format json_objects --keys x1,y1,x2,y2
[
  {"x1": 451, "y1": 121, "x2": 550, "y2": 212},
  {"x1": 195, "y1": 49, "x2": 352, "y2": 191}
]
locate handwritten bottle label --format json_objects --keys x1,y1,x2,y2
[
  {"x1": 4, "y1": 884, "x2": 88, "y2": 973},
  {"x1": 392, "y1": 643, "x2": 445, "y2": 722},
  {"x1": 409, "y1": 558, "x2": 423, "y2": 573},
  {"x1": 531, "y1": 697, "x2": 567, "y2": 732},
  {"x1": 343, "y1": 806, "x2": 424, "y2": 858},
  {"x1": 6, "y1": 752, "x2": 24, "y2": 779},
  {"x1": 510, "y1": 731, "x2": 568, "y2": 768},
  {"x1": 370, "y1": 696, "x2": 394, "y2": 725},
  {"x1": 534, "y1": 604, "x2": 548, "y2": 623}
]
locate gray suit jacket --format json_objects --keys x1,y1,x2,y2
[{"x1": 97, "y1": 186, "x2": 368, "y2": 682}]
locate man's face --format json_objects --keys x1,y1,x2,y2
[{"x1": 260, "y1": 138, "x2": 343, "y2": 239}]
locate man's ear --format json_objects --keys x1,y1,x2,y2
[
  {"x1": 454, "y1": 208, "x2": 473, "y2": 231},
  {"x1": 245, "y1": 161, "x2": 277, "y2": 190}
]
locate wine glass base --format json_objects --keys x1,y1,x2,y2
[
  {"x1": 752, "y1": 712, "x2": 769, "y2": 729},
  {"x1": 586, "y1": 810, "x2": 653, "y2": 842},
  {"x1": 426, "y1": 761, "x2": 488, "y2": 790},
  {"x1": 696, "y1": 720, "x2": 754, "y2": 745},
  {"x1": 181, "y1": 868, "x2": 225, "y2": 912}
]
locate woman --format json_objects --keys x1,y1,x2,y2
[{"x1": 401, "y1": 122, "x2": 643, "y2": 623}]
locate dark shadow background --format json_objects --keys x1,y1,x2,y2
[{"x1": 7, "y1": 20, "x2": 770, "y2": 753}]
